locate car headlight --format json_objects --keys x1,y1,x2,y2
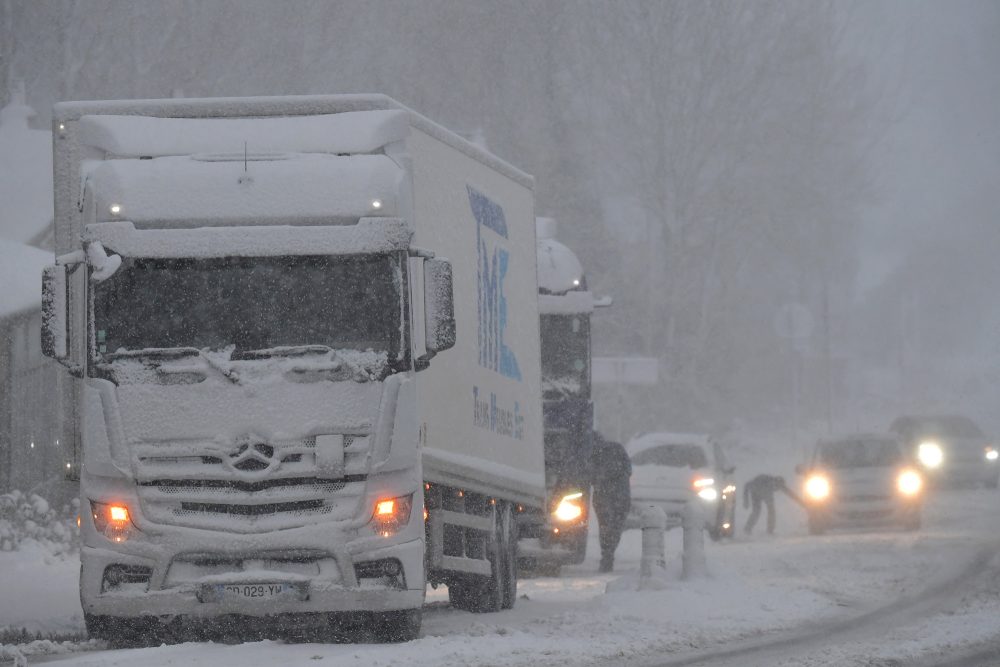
[
  {"x1": 553, "y1": 491, "x2": 585, "y2": 523},
  {"x1": 804, "y1": 474, "x2": 831, "y2": 501},
  {"x1": 896, "y1": 469, "x2": 923, "y2": 496},
  {"x1": 697, "y1": 487, "x2": 719, "y2": 501},
  {"x1": 917, "y1": 441, "x2": 943, "y2": 468},
  {"x1": 985, "y1": 447, "x2": 998, "y2": 462},
  {"x1": 691, "y1": 477, "x2": 717, "y2": 501}
]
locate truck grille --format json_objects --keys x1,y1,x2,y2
[{"x1": 132, "y1": 435, "x2": 370, "y2": 532}]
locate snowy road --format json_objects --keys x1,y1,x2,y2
[{"x1": 5, "y1": 488, "x2": 1000, "y2": 667}]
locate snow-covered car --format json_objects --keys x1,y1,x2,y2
[
  {"x1": 889, "y1": 415, "x2": 999, "y2": 488},
  {"x1": 625, "y1": 433, "x2": 736, "y2": 540},
  {"x1": 798, "y1": 434, "x2": 923, "y2": 535}
]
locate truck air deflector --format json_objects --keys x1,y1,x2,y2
[
  {"x1": 78, "y1": 110, "x2": 410, "y2": 157},
  {"x1": 83, "y1": 218, "x2": 412, "y2": 258},
  {"x1": 84, "y1": 153, "x2": 403, "y2": 227}
]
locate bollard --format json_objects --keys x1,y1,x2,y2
[
  {"x1": 639, "y1": 505, "x2": 668, "y2": 590},
  {"x1": 682, "y1": 501, "x2": 707, "y2": 580}
]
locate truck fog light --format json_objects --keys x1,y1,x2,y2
[
  {"x1": 697, "y1": 487, "x2": 718, "y2": 501},
  {"x1": 371, "y1": 494, "x2": 413, "y2": 536},
  {"x1": 90, "y1": 501, "x2": 135, "y2": 543},
  {"x1": 553, "y1": 491, "x2": 585, "y2": 523},
  {"x1": 985, "y1": 447, "x2": 998, "y2": 462}
]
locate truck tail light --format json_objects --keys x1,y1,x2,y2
[
  {"x1": 371, "y1": 495, "x2": 413, "y2": 536},
  {"x1": 90, "y1": 501, "x2": 135, "y2": 543}
]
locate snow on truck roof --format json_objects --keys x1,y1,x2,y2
[
  {"x1": 78, "y1": 110, "x2": 410, "y2": 157},
  {"x1": 626, "y1": 432, "x2": 712, "y2": 456},
  {"x1": 55, "y1": 94, "x2": 534, "y2": 189}
]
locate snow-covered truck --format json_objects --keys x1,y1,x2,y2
[
  {"x1": 517, "y1": 218, "x2": 609, "y2": 570},
  {"x1": 40, "y1": 95, "x2": 545, "y2": 642}
]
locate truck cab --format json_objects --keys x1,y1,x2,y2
[
  {"x1": 41, "y1": 96, "x2": 544, "y2": 643},
  {"x1": 518, "y1": 217, "x2": 609, "y2": 568}
]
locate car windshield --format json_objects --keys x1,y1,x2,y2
[
  {"x1": 540, "y1": 314, "x2": 590, "y2": 398},
  {"x1": 631, "y1": 444, "x2": 709, "y2": 469},
  {"x1": 819, "y1": 439, "x2": 903, "y2": 469},
  {"x1": 92, "y1": 253, "x2": 405, "y2": 360}
]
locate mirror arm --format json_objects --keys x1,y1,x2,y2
[{"x1": 56, "y1": 250, "x2": 86, "y2": 266}]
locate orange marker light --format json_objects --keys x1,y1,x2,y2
[
  {"x1": 376, "y1": 499, "x2": 396, "y2": 516},
  {"x1": 109, "y1": 505, "x2": 129, "y2": 522}
]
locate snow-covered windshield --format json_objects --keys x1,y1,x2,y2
[
  {"x1": 92, "y1": 253, "x2": 405, "y2": 360},
  {"x1": 631, "y1": 444, "x2": 709, "y2": 469},
  {"x1": 540, "y1": 314, "x2": 590, "y2": 398},
  {"x1": 819, "y1": 439, "x2": 903, "y2": 469}
]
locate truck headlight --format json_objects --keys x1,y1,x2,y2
[
  {"x1": 985, "y1": 447, "x2": 998, "y2": 462},
  {"x1": 371, "y1": 494, "x2": 413, "y2": 537},
  {"x1": 897, "y1": 469, "x2": 923, "y2": 496},
  {"x1": 553, "y1": 491, "x2": 585, "y2": 523},
  {"x1": 90, "y1": 501, "x2": 135, "y2": 543},
  {"x1": 804, "y1": 475, "x2": 831, "y2": 502},
  {"x1": 917, "y1": 441, "x2": 943, "y2": 468}
]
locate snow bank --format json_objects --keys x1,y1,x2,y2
[{"x1": 0, "y1": 542, "x2": 82, "y2": 634}]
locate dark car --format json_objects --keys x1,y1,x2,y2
[{"x1": 889, "y1": 415, "x2": 998, "y2": 488}]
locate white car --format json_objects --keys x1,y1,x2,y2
[
  {"x1": 625, "y1": 432, "x2": 736, "y2": 540},
  {"x1": 798, "y1": 434, "x2": 923, "y2": 535}
]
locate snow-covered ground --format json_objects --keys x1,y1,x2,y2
[{"x1": 3, "y1": 484, "x2": 998, "y2": 667}]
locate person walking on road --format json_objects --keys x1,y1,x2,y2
[
  {"x1": 591, "y1": 432, "x2": 632, "y2": 572},
  {"x1": 743, "y1": 474, "x2": 803, "y2": 535}
]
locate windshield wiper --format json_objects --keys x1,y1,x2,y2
[{"x1": 104, "y1": 347, "x2": 242, "y2": 385}]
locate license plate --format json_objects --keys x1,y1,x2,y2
[{"x1": 218, "y1": 583, "x2": 295, "y2": 599}]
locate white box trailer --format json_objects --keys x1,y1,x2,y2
[{"x1": 42, "y1": 95, "x2": 545, "y2": 642}]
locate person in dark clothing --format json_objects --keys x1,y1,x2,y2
[
  {"x1": 590, "y1": 432, "x2": 632, "y2": 572},
  {"x1": 743, "y1": 474, "x2": 804, "y2": 535}
]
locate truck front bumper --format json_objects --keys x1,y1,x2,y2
[{"x1": 81, "y1": 529, "x2": 425, "y2": 619}]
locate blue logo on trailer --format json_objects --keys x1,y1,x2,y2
[{"x1": 469, "y1": 185, "x2": 521, "y2": 381}]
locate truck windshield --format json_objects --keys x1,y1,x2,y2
[
  {"x1": 92, "y1": 253, "x2": 405, "y2": 360},
  {"x1": 540, "y1": 314, "x2": 590, "y2": 399}
]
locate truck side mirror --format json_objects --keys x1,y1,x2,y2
[
  {"x1": 424, "y1": 258, "x2": 456, "y2": 355},
  {"x1": 41, "y1": 264, "x2": 69, "y2": 361}
]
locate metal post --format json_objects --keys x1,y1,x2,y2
[
  {"x1": 639, "y1": 505, "x2": 667, "y2": 590},
  {"x1": 682, "y1": 501, "x2": 706, "y2": 580}
]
